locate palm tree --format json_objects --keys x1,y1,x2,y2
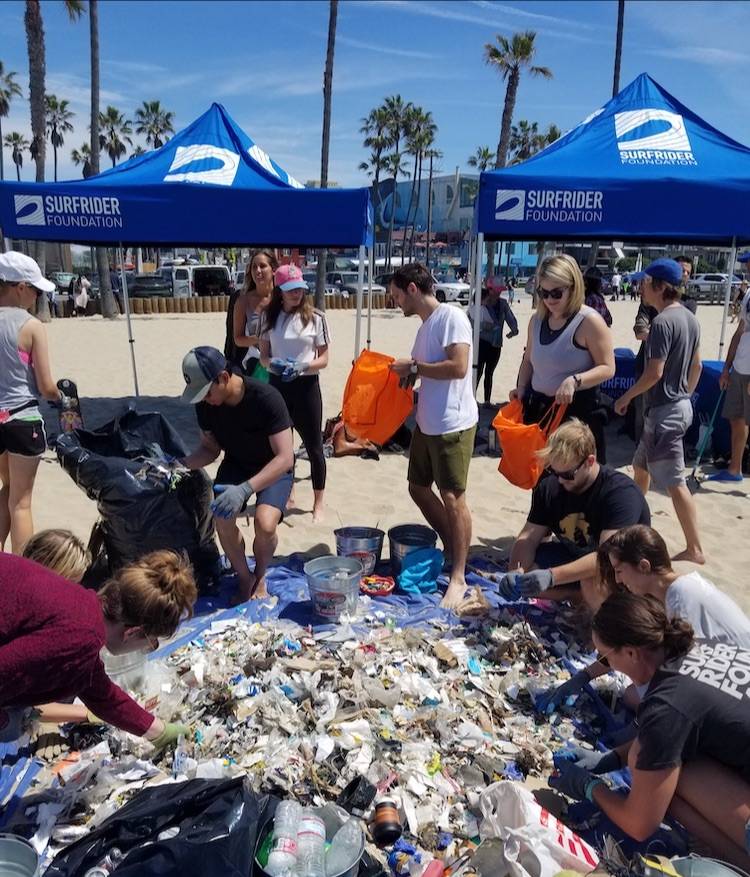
[
  {"x1": 131, "y1": 144, "x2": 146, "y2": 158},
  {"x1": 134, "y1": 100, "x2": 175, "y2": 149},
  {"x1": 509, "y1": 119, "x2": 540, "y2": 164},
  {"x1": 315, "y1": 0, "x2": 338, "y2": 311},
  {"x1": 467, "y1": 146, "x2": 493, "y2": 172},
  {"x1": 403, "y1": 108, "x2": 436, "y2": 261},
  {"x1": 4, "y1": 132, "x2": 28, "y2": 181},
  {"x1": 484, "y1": 30, "x2": 551, "y2": 276},
  {"x1": 381, "y1": 95, "x2": 412, "y2": 270},
  {"x1": 0, "y1": 63, "x2": 22, "y2": 181},
  {"x1": 45, "y1": 94, "x2": 74, "y2": 181},
  {"x1": 384, "y1": 150, "x2": 410, "y2": 267},
  {"x1": 360, "y1": 105, "x2": 390, "y2": 234},
  {"x1": 71, "y1": 141, "x2": 91, "y2": 177},
  {"x1": 542, "y1": 123, "x2": 561, "y2": 146},
  {"x1": 424, "y1": 147, "x2": 442, "y2": 270},
  {"x1": 99, "y1": 105, "x2": 132, "y2": 167}
]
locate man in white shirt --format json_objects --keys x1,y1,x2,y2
[
  {"x1": 610, "y1": 271, "x2": 621, "y2": 301},
  {"x1": 389, "y1": 263, "x2": 479, "y2": 609}
]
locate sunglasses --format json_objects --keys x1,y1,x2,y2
[
  {"x1": 595, "y1": 646, "x2": 616, "y2": 668},
  {"x1": 548, "y1": 457, "x2": 586, "y2": 481},
  {"x1": 537, "y1": 285, "x2": 569, "y2": 300}
]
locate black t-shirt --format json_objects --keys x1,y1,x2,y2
[
  {"x1": 636, "y1": 640, "x2": 750, "y2": 781},
  {"x1": 196, "y1": 377, "x2": 291, "y2": 477},
  {"x1": 528, "y1": 465, "x2": 651, "y2": 550}
]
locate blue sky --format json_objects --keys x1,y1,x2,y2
[{"x1": 0, "y1": 0, "x2": 747, "y2": 186}]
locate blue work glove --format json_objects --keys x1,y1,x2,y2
[
  {"x1": 538, "y1": 668, "x2": 591, "y2": 712},
  {"x1": 553, "y1": 746, "x2": 622, "y2": 775},
  {"x1": 281, "y1": 360, "x2": 308, "y2": 382},
  {"x1": 268, "y1": 357, "x2": 288, "y2": 376},
  {"x1": 549, "y1": 762, "x2": 605, "y2": 802},
  {"x1": 210, "y1": 482, "x2": 254, "y2": 519},
  {"x1": 498, "y1": 567, "x2": 554, "y2": 600}
]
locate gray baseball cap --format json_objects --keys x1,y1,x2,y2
[{"x1": 181, "y1": 346, "x2": 228, "y2": 404}]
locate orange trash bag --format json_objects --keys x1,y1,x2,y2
[
  {"x1": 492, "y1": 399, "x2": 568, "y2": 489},
  {"x1": 342, "y1": 349, "x2": 414, "y2": 446}
]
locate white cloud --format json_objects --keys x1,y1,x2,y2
[
  {"x1": 471, "y1": 0, "x2": 596, "y2": 28},
  {"x1": 335, "y1": 33, "x2": 438, "y2": 59}
]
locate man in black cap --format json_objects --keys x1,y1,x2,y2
[{"x1": 180, "y1": 346, "x2": 294, "y2": 601}]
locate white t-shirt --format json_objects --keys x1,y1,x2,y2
[
  {"x1": 732, "y1": 290, "x2": 750, "y2": 374},
  {"x1": 262, "y1": 310, "x2": 330, "y2": 365},
  {"x1": 411, "y1": 304, "x2": 478, "y2": 435},
  {"x1": 612, "y1": 273, "x2": 621, "y2": 289},
  {"x1": 665, "y1": 571, "x2": 750, "y2": 648}
]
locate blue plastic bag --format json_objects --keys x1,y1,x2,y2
[{"x1": 397, "y1": 547, "x2": 443, "y2": 594}]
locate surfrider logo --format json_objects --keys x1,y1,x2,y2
[
  {"x1": 14, "y1": 194, "x2": 46, "y2": 226},
  {"x1": 495, "y1": 189, "x2": 526, "y2": 220},
  {"x1": 614, "y1": 109, "x2": 697, "y2": 166},
  {"x1": 164, "y1": 144, "x2": 240, "y2": 186}
]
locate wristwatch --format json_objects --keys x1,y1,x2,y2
[{"x1": 572, "y1": 374, "x2": 582, "y2": 389}]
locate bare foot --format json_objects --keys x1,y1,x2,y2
[
  {"x1": 286, "y1": 488, "x2": 297, "y2": 512},
  {"x1": 312, "y1": 503, "x2": 324, "y2": 523},
  {"x1": 671, "y1": 548, "x2": 706, "y2": 565},
  {"x1": 230, "y1": 572, "x2": 267, "y2": 605},
  {"x1": 440, "y1": 581, "x2": 468, "y2": 610},
  {"x1": 250, "y1": 577, "x2": 269, "y2": 599}
]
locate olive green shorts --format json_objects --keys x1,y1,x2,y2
[{"x1": 407, "y1": 424, "x2": 476, "y2": 492}]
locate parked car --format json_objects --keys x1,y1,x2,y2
[
  {"x1": 326, "y1": 271, "x2": 386, "y2": 298},
  {"x1": 687, "y1": 273, "x2": 742, "y2": 304},
  {"x1": 154, "y1": 266, "x2": 175, "y2": 293},
  {"x1": 48, "y1": 271, "x2": 75, "y2": 293},
  {"x1": 172, "y1": 264, "x2": 232, "y2": 297},
  {"x1": 128, "y1": 274, "x2": 172, "y2": 298},
  {"x1": 433, "y1": 273, "x2": 470, "y2": 304},
  {"x1": 234, "y1": 269, "x2": 245, "y2": 290}
]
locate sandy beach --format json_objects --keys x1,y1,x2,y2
[{"x1": 32, "y1": 294, "x2": 749, "y2": 612}]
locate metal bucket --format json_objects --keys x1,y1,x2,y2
[
  {"x1": 304, "y1": 556, "x2": 363, "y2": 621},
  {"x1": 0, "y1": 834, "x2": 40, "y2": 877},
  {"x1": 254, "y1": 818, "x2": 365, "y2": 877},
  {"x1": 334, "y1": 527, "x2": 385, "y2": 575},
  {"x1": 673, "y1": 858, "x2": 750, "y2": 877},
  {"x1": 388, "y1": 524, "x2": 438, "y2": 575}
]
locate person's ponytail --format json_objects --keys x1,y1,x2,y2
[
  {"x1": 662, "y1": 616, "x2": 695, "y2": 660},
  {"x1": 592, "y1": 591, "x2": 694, "y2": 659}
]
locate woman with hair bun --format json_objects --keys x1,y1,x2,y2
[
  {"x1": 0, "y1": 550, "x2": 197, "y2": 748},
  {"x1": 550, "y1": 591, "x2": 750, "y2": 868}
]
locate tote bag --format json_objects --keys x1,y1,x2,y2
[
  {"x1": 492, "y1": 399, "x2": 567, "y2": 489},
  {"x1": 342, "y1": 349, "x2": 414, "y2": 445}
]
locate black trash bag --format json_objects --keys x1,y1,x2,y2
[
  {"x1": 55, "y1": 409, "x2": 221, "y2": 590},
  {"x1": 45, "y1": 777, "x2": 278, "y2": 877}
]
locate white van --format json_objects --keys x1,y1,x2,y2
[{"x1": 171, "y1": 265, "x2": 232, "y2": 298}]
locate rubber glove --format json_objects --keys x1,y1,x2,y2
[
  {"x1": 498, "y1": 567, "x2": 553, "y2": 600},
  {"x1": 506, "y1": 329, "x2": 519, "y2": 339},
  {"x1": 282, "y1": 361, "x2": 308, "y2": 382},
  {"x1": 538, "y1": 668, "x2": 591, "y2": 711},
  {"x1": 549, "y1": 762, "x2": 605, "y2": 802},
  {"x1": 565, "y1": 746, "x2": 622, "y2": 775},
  {"x1": 268, "y1": 357, "x2": 287, "y2": 376},
  {"x1": 211, "y1": 482, "x2": 254, "y2": 519},
  {"x1": 150, "y1": 722, "x2": 189, "y2": 751}
]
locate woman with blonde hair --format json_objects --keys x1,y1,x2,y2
[
  {"x1": 511, "y1": 254, "x2": 614, "y2": 460},
  {"x1": 22, "y1": 528, "x2": 90, "y2": 583},
  {"x1": 0, "y1": 549, "x2": 197, "y2": 747},
  {"x1": 229, "y1": 249, "x2": 276, "y2": 378}
]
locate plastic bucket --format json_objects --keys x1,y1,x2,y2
[
  {"x1": 673, "y1": 858, "x2": 750, "y2": 877},
  {"x1": 304, "y1": 555, "x2": 363, "y2": 621},
  {"x1": 102, "y1": 649, "x2": 147, "y2": 689},
  {"x1": 388, "y1": 524, "x2": 438, "y2": 575},
  {"x1": 334, "y1": 527, "x2": 385, "y2": 576},
  {"x1": 0, "y1": 834, "x2": 40, "y2": 877}
]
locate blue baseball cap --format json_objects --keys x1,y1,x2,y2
[
  {"x1": 630, "y1": 258, "x2": 683, "y2": 286},
  {"x1": 181, "y1": 346, "x2": 228, "y2": 403}
]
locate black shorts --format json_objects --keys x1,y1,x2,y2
[{"x1": 0, "y1": 418, "x2": 47, "y2": 457}]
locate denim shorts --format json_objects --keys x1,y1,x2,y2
[
  {"x1": 633, "y1": 398, "x2": 692, "y2": 489},
  {"x1": 215, "y1": 457, "x2": 293, "y2": 519}
]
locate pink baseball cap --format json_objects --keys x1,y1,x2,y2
[
  {"x1": 486, "y1": 275, "x2": 504, "y2": 292},
  {"x1": 274, "y1": 263, "x2": 309, "y2": 292}
]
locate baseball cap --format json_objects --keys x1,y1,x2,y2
[
  {"x1": 180, "y1": 346, "x2": 228, "y2": 404},
  {"x1": 486, "y1": 275, "x2": 504, "y2": 292},
  {"x1": 274, "y1": 263, "x2": 308, "y2": 292},
  {"x1": 0, "y1": 251, "x2": 55, "y2": 294},
  {"x1": 631, "y1": 258, "x2": 683, "y2": 286}
]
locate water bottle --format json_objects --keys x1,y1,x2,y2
[
  {"x1": 325, "y1": 818, "x2": 363, "y2": 876},
  {"x1": 297, "y1": 807, "x2": 326, "y2": 877},
  {"x1": 266, "y1": 800, "x2": 302, "y2": 876}
]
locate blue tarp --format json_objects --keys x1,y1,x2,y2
[
  {"x1": 0, "y1": 103, "x2": 373, "y2": 248},
  {"x1": 476, "y1": 73, "x2": 750, "y2": 245}
]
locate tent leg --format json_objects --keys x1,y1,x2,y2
[
  {"x1": 354, "y1": 245, "x2": 365, "y2": 361},
  {"x1": 118, "y1": 243, "x2": 140, "y2": 398},
  {"x1": 719, "y1": 236, "x2": 737, "y2": 359},
  {"x1": 366, "y1": 245, "x2": 374, "y2": 350},
  {"x1": 471, "y1": 233, "x2": 484, "y2": 391}
]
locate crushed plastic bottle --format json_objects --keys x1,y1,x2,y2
[
  {"x1": 266, "y1": 800, "x2": 302, "y2": 877},
  {"x1": 325, "y1": 818, "x2": 363, "y2": 876}
]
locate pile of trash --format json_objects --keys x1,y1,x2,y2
[{"x1": 9, "y1": 605, "x2": 622, "y2": 872}]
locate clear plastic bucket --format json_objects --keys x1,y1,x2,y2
[{"x1": 304, "y1": 556, "x2": 364, "y2": 621}]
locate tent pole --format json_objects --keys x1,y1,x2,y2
[
  {"x1": 719, "y1": 236, "x2": 737, "y2": 359},
  {"x1": 366, "y1": 245, "x2": 374, "y2": 350},
  {"x1": 354, "y1": 244, "x2": 365, "y2": 361},
  {"x1": 471, "y1": 233, "x2": 484, "y2": 390},
  {"x1": 118, "y1": 243, "x2": 140, "y2": 398}
]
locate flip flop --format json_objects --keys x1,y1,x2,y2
[{"x1": 706, "y1": 470, "x2": 743, "y2": 482}]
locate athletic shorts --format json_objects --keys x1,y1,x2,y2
[
  {"x1": 407, "y1": 424, "x2": 476, "y2": 492},
  {"x1": 723, "y1": 370, "x2": 750, "y2": 424},
  {"x1": 215, "y1": 456, "x2": 293, "y2": 518},
  {"x1": 0, "y1": 418, "x2": 46, "y2": 457},
  {"x1": 633, "y1": 399, "x2": 692, "y2": 489}
]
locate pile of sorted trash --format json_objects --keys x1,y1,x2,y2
[{"x1": 6, "y1": 603, "x2": 624, "y2": 874}]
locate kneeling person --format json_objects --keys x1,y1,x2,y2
[
  {"x1": 501, "y1": 419, "x2": 650, "y2": 605},
  {"x1": 181, "y1": 346, "x2": 294, "y2": 602}
]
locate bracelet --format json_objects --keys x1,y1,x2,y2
[{"x1": 584, "y1": 777, "x2": 605, "y2": 802}]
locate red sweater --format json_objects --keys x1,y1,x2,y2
[{"x1": 0, "y1": 554, "x2": 154, "y2": 736}]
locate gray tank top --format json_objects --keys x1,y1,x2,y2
[
  {"x1": 529, "y1": 304, "x2": 596, "y2": 396},
  {"x1": 0, "y1": 307, "x2": 40, "y2": 414}
]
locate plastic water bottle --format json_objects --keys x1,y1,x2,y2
[
  {"x1": 297, "y1": 807, "x2": 326, "y2": 877},
  {"x1": 266, "y1": 800, "x2": 302, "y2": 876},
  {"x1": 325, "y1": 818, "x2": 363, "y2": 876}
]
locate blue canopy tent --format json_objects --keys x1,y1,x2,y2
[
  {"x1": 472, "y1": 73, "x2": 750, "y2": 358},
  {"x1": 0, "y1": 103, "x2": 374, "y2": 392}
]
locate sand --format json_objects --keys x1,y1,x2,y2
[{"x1": 29, "y1": 294, "x2": 749, "y2": 612}]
